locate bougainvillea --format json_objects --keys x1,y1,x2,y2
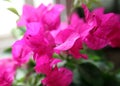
[
  {"x1": 0, "y1": 58, "x2": 17, "y2": 86},
  {"x1": 81, "y1": 4, "x2": 120, "y2": 49},
  {"x1": 1, "y1": 3, "x2": 120, "y2": 86}
]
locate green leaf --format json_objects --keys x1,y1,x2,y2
[
  {"x1": 8, "y1": 7, "x2": 19, "y2": 16},
  {"x1": 115, "y1": 70, "x2": 120, "y2": 82},
  {"x1": 79, "y1": 62, "x2": 104, "y2": 86},
  {"x1": 28, "y1": 59, "x2": 36, "y2": 71},
  {"x1": 19, "y1": 27, "x2": 26, "y2": 33},
  {"x1": 103, "y1": 73, "x2": 120, "y2": 86},
  {"x1": 86, "y1": 49, "x2": 104, "y2": 61},
  {"x1": 53, "y1": 53, "x2": 60, "y2": 58},
  {"x1": 3, "y1": 47, "x2": 11, "y2": 53},
  {"x1": 72, "y1": 68, "x2": 81, "y2": 86},
  {"x1": 92, "y1": 61, "x2": 114, "y2": 72}
]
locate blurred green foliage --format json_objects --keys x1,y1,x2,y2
[
  {"x1": 74, "y1": 0, "x2": 102, "y2": 9},
  {"x1": 69, "y1": 49, "x2": 120, "y2": 86}
]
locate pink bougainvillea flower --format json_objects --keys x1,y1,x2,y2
[
  {"x1": 107, "y1": 18, "x2": 120, "y2": 47},
  {"x1": 81, "y1": 4, "x2": 107, "y2": 49},
  {"x1": 82, "y1": 4, "x2": 120, "y2": 50},
  {"x1": 17, "y1": 4, "x2": 38, "y2": 27},
  {"x1": 42, "y1": 4, "x2": 64, "y2": 30},
  {"x1": 42, "y1": 67, "x2": 73, "y2": 86},
  {"x1": 34, "y1": 55, "x2": 61, "y2": 75},
  {"x1": 17, "y1": 4, "x2": 46, "y2": 27},
  {"x1": 17, "y1": 4, "x2": 64, "y2": 31},
  {"x1": 109, "y1": 29, "x2": 120, "y2": 47},
  {"x1": 24, "y1": 22, "x2": 55, "y2": 57},
  {"x1": 54, "y1": 13, "x2": 88, "y2": 59},
  {"x1": 68, "y1": 38, "x2": 88, "y2": 59},
  {"x1": 12, "y1": 39, "x2": 32, "y2": 65},
  {"x1": 0, "y1": 58, "x2": 17, "y2": 86},
  {"x1": 24, "y1": 22, "x2": 45, "y2": 48},
  {"x1": 50, "y1": 22, "x2": 68, "y2": 38},
  {"x1": 69, "y1": 13, "x2": 92, "y2": 39},
  {"x1": 54, "y1": 27, "x2": 87, "y2": 59}
]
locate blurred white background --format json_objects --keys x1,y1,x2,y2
[{"x1": 0, "y1": 0, "x2": 55, "y2": 36}]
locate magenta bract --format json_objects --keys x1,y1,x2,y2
[{"x1": 0, "y1": 58, "x2": 17, "y2": 86}]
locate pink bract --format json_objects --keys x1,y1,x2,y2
[
  {"x1": 0, "y1": 58, "x2": 17, "y2": 86},
  {"x1": 24, "y1": 23, "x2": 55, "y2": 57},
  {"x1": 17, "y1": 4, "x2": 64, "y2": 31},
  {"x1": 42, "y1": 67, "x2": 73, "y2": 86},
  {"x1": 35, "y1": 55, "x2": 61, "y2": 75},
  {"x1": 42, "y1": 4, "x2": 64, "y2": 30},
  {"x1": 12, "y1": 39, "x2": 32, "y2": 64},
  {"x1": 108, "y1": 19, "x2": 120, "y2": 47},
  {"x1": 17, "y1": 4, "x2": 46, "y2": 27},
  {"x1": 82, "y1": 4, "x2": 120, "y2": 49},
  {"x1": 54, "y1": 13, "x2": 88, "y2": 59}
]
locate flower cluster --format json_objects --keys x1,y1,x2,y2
[
  {"x1": 13, "y1": 4, "x2": 73, "y2": 86},
  {"x1": 0, "y1": 3, "x2": 120, "y2": 86},
  {"x1": 0, "y1": 58, "x2": 17, "y2": 86},
  {"x1": 81, "y1": 4, "x2": 120, "y2": 49}
]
